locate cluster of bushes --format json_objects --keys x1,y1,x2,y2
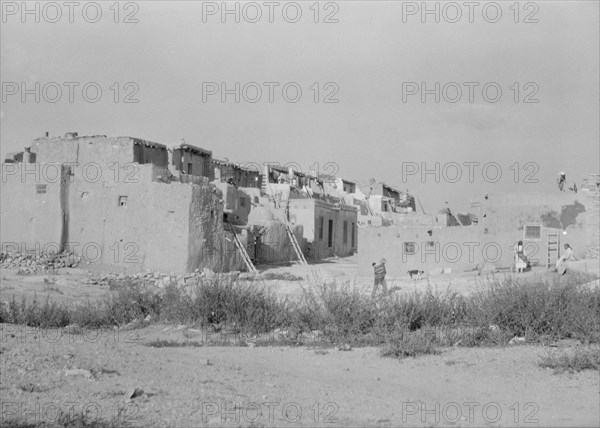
[{"x1": 2, "y1": 271, "x2": 598, "y2": 356}]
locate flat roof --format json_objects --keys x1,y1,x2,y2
[
  {"x1": 175, "y1": 143, "x2": 212, "y2": 157},
  {"x1": 213, "y1": 158, "x2": 260, "y2": 172}
]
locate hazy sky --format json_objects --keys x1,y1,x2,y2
[{"x1": 2, "y1": 1, "x2": 598, "y2": 211}]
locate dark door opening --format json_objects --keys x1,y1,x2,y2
[{"x1": 327, "y1": 219, "x2": 333, "y2": 248}]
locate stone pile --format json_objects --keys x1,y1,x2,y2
[
  {"x1": 84, "y1": 268, "x2": 248, "y2": 289},
  {"x1": 0, "y1": 252, "x2": 81, "y2": 275}
]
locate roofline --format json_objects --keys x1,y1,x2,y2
[
  {"x1": 175, "y1": 144, "x2": 212, "y2": 157},
  {"x1": 213, "y1": 158, "x2": 260, "y2": 173}
]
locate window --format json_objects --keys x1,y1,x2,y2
[
  {"x1": 524, "y1": 225, "x2": 542, "y2": 240},
  {"x1": 118, "y1": 196, "x2": 128, "y2": 207},
  {"x1": 343, "y1": 220, "x2": 348, "y2": 244},
  {"x1": 35, "y1": 184, "x2": 47, "y2": 194},
  {"x1": 187, "y1": 163, "x2": 193, "y2": 174},
  {"x1": 351, "y1": 222, "x2": 356, "y2": 248},
  {"x1": 403, "y1": 242, "x2": 417, "y2": 255},
  {"x1": 382, "y1": 201, "x2": 388, "y2": 212},
  {"x1": 318, "y1": 216, "x2": 324, "y2": 240}
]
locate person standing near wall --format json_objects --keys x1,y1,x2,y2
[
  {"x1": 555, "y1": 243, "x2": 577, "y2": 275},
  {"x1": 371, "y1": 258, "x2": 388, "y2": 298},
  {"x1": 514, "y1": 240, "x2": 530, "y2": 273}
]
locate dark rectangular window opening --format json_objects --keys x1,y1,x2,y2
[
  {"x1": 318, "y1": 216, "x2": 324, "y2": 240},
  {"x1": 328, "y1": 219, "x2": 334, "y2": 248},
  {"x1": 119, "y1": 196, "x2": 128, "y2": 207},
  {"x1": 351, "y1": 222, "x2": 356, "y2": 248},
  {"x1": 187, "y1": 163, "x2": 193, "y2": 175},
  {"x1": 343, "y1": 220, "x2": 348, "y2": 244},
  {"x1": 524, "y1": 225, "x2": 542, "y2": 240}
]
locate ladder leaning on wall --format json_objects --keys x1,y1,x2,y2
[
  {"x1": 225, "y1": 223, "x2": 257, "y2": 273},
  {"x1": 285, "y1": 222, "x2": 308, "y2": 265},
  {"x1": 546, "y1": 230, "x2": 560, "y2": 269}
]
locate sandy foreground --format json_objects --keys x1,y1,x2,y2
[{"x1": 1, "y1": 260, "x2": 599, "y2": 427}]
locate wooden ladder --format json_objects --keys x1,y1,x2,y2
[
  {"x1": 226, "y1": 224, "x2": 257, "y2": 273},
  {"x1": 546, "y1": 230, "x2": 560, "y2": 269},
  {"x1": 285, "y1": 222, "x2": 308, "y2": 265},
  {"x1": 365, "y1": 200, "x2": 375, "y2": 216}
]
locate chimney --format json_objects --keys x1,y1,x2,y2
[{"x1": 44, "y1": 131, "x2": 49, "y2": 137}]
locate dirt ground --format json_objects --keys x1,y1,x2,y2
[{"x1": 1, "y1": 259, "x2": 599, "y2": 427}]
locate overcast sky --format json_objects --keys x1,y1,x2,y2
[{"x1": 2, "y1": 1, "x2": 598, "y2": 211}]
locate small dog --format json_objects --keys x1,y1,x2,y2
[{"x1": 407, "y1": 269, "x2": 425, "y2": 280}]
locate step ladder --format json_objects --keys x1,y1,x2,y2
[
  {"x1": 285, "y1": 222, "x2": 308, "y2": 265},
  {"x1": 546, "y1": 230, "x2": 560, "y2": 269},
  {"x1": 225, "y1": 224, "x2": 257, "y2": 273}
]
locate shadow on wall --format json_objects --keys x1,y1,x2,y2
[{"x1": 540, "y1": 201, "x2": 586, "y2": 230}]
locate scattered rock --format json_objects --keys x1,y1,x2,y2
[
  {"x1": 1, "y1": 251, "x2": 81, "y2": 274},
  {"x1": 126, "y1": 387, "x2": 144, "y2": 399}
]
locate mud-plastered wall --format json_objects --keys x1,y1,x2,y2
[
  {"x1": 68, "y1": 164, "x2": 191, "y2": 273},
  {"x1": 188, "y1": 184, "x2": 247, "y2": 272},
  {"x1": 1, "y1": 163, "x2": 65, "y2": 253}
]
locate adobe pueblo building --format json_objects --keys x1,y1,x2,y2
[{"x1": 1, "y1": 133, "x2": 360, "y2": 273}]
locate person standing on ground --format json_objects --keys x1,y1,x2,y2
[
  {"x1": 371, "y1": 258, "x2": 388, "y2": 298},
  {"x1": 555, "y1": 243, "x2": 577, "y2": 275},
  {"x1": 514, "y1": 240, "x2": 530, "y2": 273}
]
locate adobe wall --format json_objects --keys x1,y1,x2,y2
[
  {"x1": 289, "y1": 199, "x2": 357, "y2": 260},
  {"x1": 188, "y1": 184, "x2": 247, "y2": 272},
  {"x1": 175, "y1": 150, "x2": 210, "y2": 178},
  {"x1": 31, "y1": 136, "x2": 167, "y2": 168},
  {"x1": 1, "y1": 163, "x2": 66, "y2": 253},
  {"x1": 358, "y1": 188, "x2": 599, "y2": 278},
  {"x1": 358, "y1": 225, "x2": 542, "y2": 278},
  {"x1": 67, "y1": 164, "x2": 191, "y2": 273},
  {"x1": 478, "y1": 191, "x2": 594, "y2": 259},
  {"x1": 255, "y1": 220, "x2": 305, "y2": 264},
  {"x1": 212, "y1": 181, "x2": 251, "y2": 224},
  {"x1": 1, "y1": 161, "x2": 247, "y2": 273}
]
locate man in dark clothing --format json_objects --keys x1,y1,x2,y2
[{"x1": 371, "y1": 258, "x2": 388, "y2": 298}]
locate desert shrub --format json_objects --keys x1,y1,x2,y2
[
  {"x1": 469, "y1": 274, "x2": 600, "y2": 342},
  {"x1": 539, "y1": 346, "x2": 600, "y2": 373},
  {"x1": 186, "y1": 277, "x2": 289, "y2": 334},
  {"x1": 0, "y1": 295, "x2": 71, "y2": 328},
  {"x1": 380, "y1": 330, "x2": 440, "y2": 358},
  {"x1": 2, "y1": 269, "x2": 598, "y2": 353}
]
